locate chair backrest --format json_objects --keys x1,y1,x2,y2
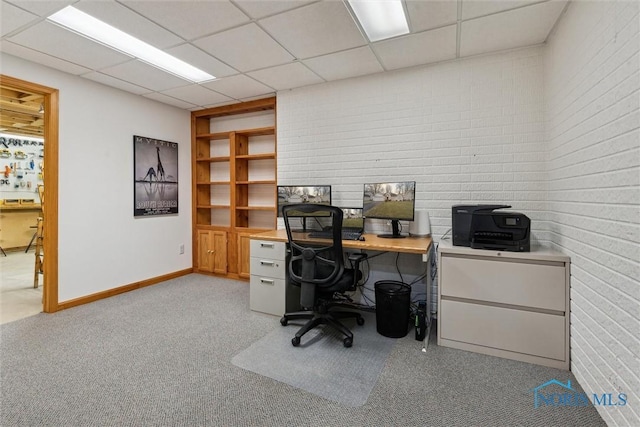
[{"x1": 282, "y1": 204, "x2": 345, "y2": 308}]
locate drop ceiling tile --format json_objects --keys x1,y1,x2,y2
[
  {"x1": 7, "y1": 21, "x2": 131, "y2": 70},
  {"x1": 193, "y1": 23, "x2": 294, "y2": 72},
  {"x1": 4, "y1": 0, "x2": 74, "y2": 17},
  {"x1": 233, "y1": 0, "x2": 314, "y2": 19},
  {"x1": 165, "y1": 44, "x2": 238, "y2": 79},
  {"x1": 99, "y1": 60, "x2": 188, "y2": 92},
  {"x1": 159, "y1": 84, "x2": 233, "y2": 106},
  {"x1": 303, "y1": 46, "x2": 383, "y2": 81},
  {"x1": 73, "y1": 0, "x2": 183, "y2": 48},
  {"x1": 0, "y1": 40, "x2": 93, "y2": 74},
  {"x1": 142, "y1": 92, "x2": 197, "y2": 109},
  {"x1": 82, "y1": 71, "x2": 151, "y2": 95},
  {"x1": 460, "y1": 1, "x2": 567, "y2": 57},
  {"x1": 202, "y1": 74, "x2": 274, "y2": 99},
  {"x1": 406, "y1": 1, "x2": 458, "y2": 32},
  {"x1": 374, "y1": 25, "x2": 457, "y2": 70},
  {"x1": 247, "y1": 62, "x2": 323, "y2": 91},
  {"x1": 1, "y1": 1, "x2": 39, "y2": 36},
  {"x1": 121, "y1": 0, "x2": 250, "y2": 41},
  {"x1": 461, "y1": 0, "x2": 543, "y2": 20},
  {"x1": 202, "y1": 100, "x2": 239, "y2": 109},
  {"x1": 259, "y1": 1, "x2": 366, "y2": 59}
]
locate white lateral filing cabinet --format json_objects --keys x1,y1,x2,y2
[
  {"x1": 249, "y1": 238, "x2": 300, "y2": 316},
  {"x1": 437, "y1": 241, "x2": 570, "y2": 370}
]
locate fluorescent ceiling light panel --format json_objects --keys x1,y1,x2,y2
[
  {"x1": 48, "y1": 6, "x2": 215, "y2": 83},
  {"x1": 348, "y1": 0, "x2": 409, "y2": 42}
]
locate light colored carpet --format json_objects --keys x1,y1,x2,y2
[
  {"x1": 232, "y1": 312, "x2": 395, "y2": 407},
  {"x1": 0, "y1": 274, "x2": 607, "y2": 426}
]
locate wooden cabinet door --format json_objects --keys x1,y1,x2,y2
[
  {"x1": 198, "y1": 230, "x2": 227, "y2": 274},
  {"x1": 237, "y1": 232, "x2": 252, "y2": 279},
  {"x1": 197, "y1": 230, "x2": 213, "y2": 272},
  {"x1": 211, "y1": 231, "x2": 228, "y2": 275}
]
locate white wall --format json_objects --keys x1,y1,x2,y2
[
  {"x1": 278, "y1": 46, "x2": 549, "y2": 242},
  {"x1": 1, "y1": 53, "x2": 192, "y2": 302},
  {"x1": 544, "y1": 1, "x2": 639, "y2": 425},
  {"x1": 278, "y1": 46, "x2": 548, "y2": 312}
]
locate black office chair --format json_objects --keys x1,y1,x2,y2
[{"x1": 280, "y1": 204, "x2": 367, "y2": 348}]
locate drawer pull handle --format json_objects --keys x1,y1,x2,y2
[
  {"x1": 260, "y1": 243, "x2": 274, "y2": 248},
  {"x1": 260, "y1": 260, "x2": 274, "y2": 266},
  {"x1": 260, "y1": 278, "x2": 274, "y2": 285}
]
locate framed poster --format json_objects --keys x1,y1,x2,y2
[{"x1": 133, "y1": 135, "x2": 178, "y2": 217}]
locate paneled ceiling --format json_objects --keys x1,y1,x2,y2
[
  {"x1": 0, "y1": 0, "x2": 568, "y2": 112},
  {"x1": 0, "y1": 82, "x2": 44, "y2": 137}
]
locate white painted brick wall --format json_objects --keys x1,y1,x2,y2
[
  {"x1": 278, "y1": 46, "x2": 548, "y2": 242},
  {"x1": 545, "y1": 1, "x2": 640, "y2": 425},
  {"x1": 278, "y1": 46, "x2": 548, "y2": 315}
]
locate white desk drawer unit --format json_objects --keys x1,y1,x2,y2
[
  {"x1": 249, "y1": 239, "x2": 299, "y2": 316},
  {"x1": 437, "y1": 241, "x2": 570, "y2": 370}
]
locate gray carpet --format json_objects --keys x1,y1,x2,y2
[
  {"x1": 0, "y1": 274, "x2": 607, "y2": 426},
  {"x1": 232, "y1": 312, "x2": 396, "y2": 407}
]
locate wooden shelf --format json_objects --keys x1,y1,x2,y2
[
  {"x1": 195, "y1": 131, "x2": 231, "y2": 140},
  {"x1": 192, "y1": 96, "x2": 277, "y2": 279},
  {"x1": 236, "y1": 206, "x2": 276, "y2": 211},
  {"x1": 196, "y1": 181, "x2": 230, "y2": 185},
  {"x1": 235, "y1": 153, "x2": 276, "y2": 160},
  {"x1": 235, "y1": 180, "x2": 276, "y2": 185},
  {"x1": 236, "y1": 127, "x2": 275, "y2": 137},
  {"x1": 196, "y1": 156, "x2": 230, "y2": 162},
  {"x1": 196, "y1": 205, "x2": 230, "y2": 209}
]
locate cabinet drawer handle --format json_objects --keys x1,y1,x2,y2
[
  {"x1": 260, "y1": 278, "x2": 274, "y2": 285},
  {"x1": 260, "y1": 242, "x2": 274, "y2": 248},
  {"x1": 260, "y1": 260, "x2": 274, "y2": 266}
]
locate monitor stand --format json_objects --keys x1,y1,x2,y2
[
  {"x1": 290, "y1": 217, "x2": 309, "y2": 233},
  {"x1": 378, "y1": 220, "x2": 406, "y2": 239}
]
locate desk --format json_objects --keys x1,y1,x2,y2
[
  {"x1": 251, "y1": 229, "x2": 432, "y2": 256},
  {"x1": 249, "y1": 230, "x2": 433, "y2": 346},
  {"x1": 0, "y1": 205, "x2": 41, "y2": 250}
]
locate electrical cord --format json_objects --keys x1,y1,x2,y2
[
  {"x1": 395, "y1": 252, "x2": 404, "y2": 284},
  {"x1": 441, "y1": 228, "x2": 452, "y2": 240}
]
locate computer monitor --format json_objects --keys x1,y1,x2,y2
[
  {"x1": 362, "y1": 181, "x2": 416, "y2": 238},
  {"x1": 340, "y1": 207, "x2": 364, "y2": 231},
  {"x1": 277, "y1": 185, "x2": 332, "y2": 231}
]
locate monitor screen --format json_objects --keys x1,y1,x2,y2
[
  {"x1": 341, "y1": 207, "x2": 364, "y2": 230},
  {"x1": 277, "y1": 185, "x2": 332, "y2": 217},
  {"x1": 362, "y1": 181, "x2": 416, "y2": 238}
]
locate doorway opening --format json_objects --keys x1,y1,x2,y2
[{"x1": 0, "y1": 75, "x2": 59, "y2": 319}]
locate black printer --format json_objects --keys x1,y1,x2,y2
[
  {"x1": 470, "y1": 210, "x2": 530, "y2": 252},
  {"x1": 452, "y1": 205, "x2": 510, "y2": 246},
  {"x1": 452, "y1": 204, "x2": 530, "y2": 252}
]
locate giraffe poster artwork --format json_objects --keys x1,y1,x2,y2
[{"x1": 133, "y1": 135, "x2": 178, "y2": 217}]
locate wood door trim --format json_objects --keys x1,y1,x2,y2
[{"x1": 1, "y1": 75, "x2": 59, "y2": 312}]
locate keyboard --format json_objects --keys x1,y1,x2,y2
[{"x1": 308, "y1": 230, "x2": 363, "y2": 241}]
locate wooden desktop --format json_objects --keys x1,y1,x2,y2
[{"x1": 251, "y1": 229, "x2": 432, "y2": 255}]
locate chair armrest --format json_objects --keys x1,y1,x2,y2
[{"x1": 348, "y1": 253, "x2": 368, "y2": 267}]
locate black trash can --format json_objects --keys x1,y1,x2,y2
[{"x1": 375, "y1": 280, "x2": 411, "y2": 338}]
